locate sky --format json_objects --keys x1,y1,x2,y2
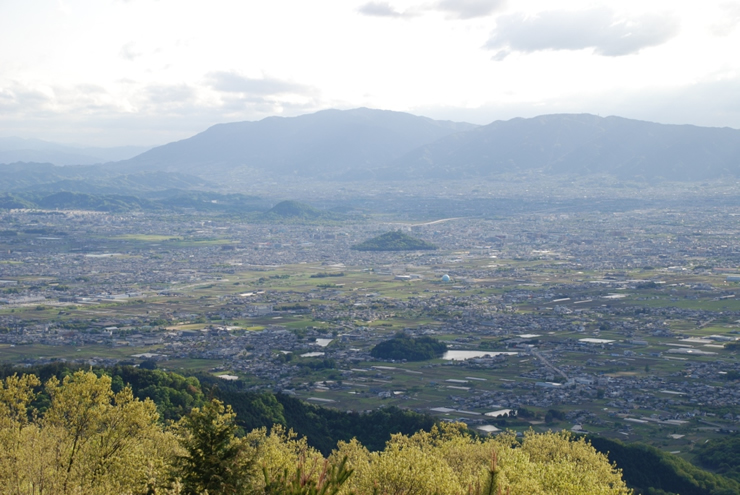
[{"x1": 0, "y1": 0, "x2": 738, "y2": 146}]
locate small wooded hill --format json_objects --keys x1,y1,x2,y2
[
  {"x1": 370, "y1": 333, "x2": 448, "y2": 361},
  {"x1": 266, "y1": 200, "x2": 321, "y2": 218},
  {"x1": 262, "y1": 200, "x2": 343, "y2": 222},
  {"x1": 352, "y1": 230, "x2": 437, "y2": 251}
]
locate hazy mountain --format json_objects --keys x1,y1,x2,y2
[
  {"x1": 118, "y1": 108, "x2": 477, "y2": 178},
  {"x1": 8, "y1": 112, "x2": 739, "y2": 183},
  {"x1": 117, "y1": 111, "x2": 740, "y2": 182},
  {"x1": 0, "y1": 137, "x2": 150, "y2": 165},
  {"x1": 381, "y1": 114, "x2": 740, "y2": 180},
  {"x1": 0, "y1": 162, "x2": 211, "y2": 193}
]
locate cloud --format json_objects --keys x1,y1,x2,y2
[
  {"x1": 0, "y1": 78, "x2": 329, "y2": 146},
  {"x1": 357, "y1": 2, "x2": 413, "y2": 18},
  {"x1": 434, "y1": 0, "x2": 505, "y2": 19},
  {"x1": 358, "y1": 0, "x2": 502, "y2": 19},
  {"x1": 711, "y1": 2, "x2": 740, "y2": 36},
  {"x1": 207, "y1": 72, "x2": 316, "y2": 97},
  {"x1": 485, "y1": 7, "x2": 680, "y2": 59},
  {"x1": 412, "y1": 75, "x2": 740, "y2": 131},
  {"x1": 144, "y1": 84, "x2": 196, "y2": 104},
  {"x1": 119, "y1": 42, "x2": 142, "y2": 61}
]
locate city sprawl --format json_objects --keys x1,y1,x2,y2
[{"x1": 3, "y1": 181, "x2": 740, "y2": 455}]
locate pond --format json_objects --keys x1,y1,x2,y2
[{"x1": 442, "y1": 350, "x2": 518, "y2": 361}]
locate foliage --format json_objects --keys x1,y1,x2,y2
[
  {"x1": 263, "y1": 456, "x2": 354, "y2": 495},
  {"x1": 331, "y1": 425, "x2": 631, "y2": 495},
  {"x1": 0, "y1": 363, "x2": 205, "y2": 421},
  {"x1": 0, "y1": 371, "x2": 178, "y2": 494},
  {"x1": 0, "y1": 371, "x2": 646, "y2": 495},
  {"x1": 276, "y1": 399, "x2": 437, "y2": 455},
  {"x1": 2, "y1": 365, "x2": 729, "y2": 495},
  {"x1": 213, "y1": 388, "x2": 288, "y2": 432},
  {"x1": 203, "y1": 371, "x2": 437, "y2": 455},
  {"x1": 588, "y1": 436, "x2": 740, "y2": 495},
  {"x1": 351, "y1": 230, "x2": 437, "y2": 251},
  {"x1": 693, "y1": 434, "x2": 740, "y2": 482},
  {"x1": 370, "y1": 332, "x2": 448, "y2": 361},
  {"x1": 175, "y1": 399, "x2": 257, "y2": 494}
]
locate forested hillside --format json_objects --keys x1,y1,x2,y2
[
  {"x1": 0, "y1": 370, "x2": 631, "y2": 494},
  {"x1": 2, "y1": 364, "x2": 738, "y2": 494}
]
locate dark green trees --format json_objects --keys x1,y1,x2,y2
[
  {"x1": 176, "y1": 399, "x2": 255, "y2": 495},
  {"x1": 370, "y1": 333, "x2": 447, "y2": 361}
]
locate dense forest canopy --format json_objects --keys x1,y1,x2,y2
[
  {"x1": 693, "y1": 434, "x2": 740, "y2": 483},
  {"x1": 0, "y1": 370, "x2": 632, "y2": 495},
  {"x1": 370, "y1": 333, "x2": 448, "y2": 361},
  {"x1": 1, "y1": 365, "x2": 738, "y2": 495}
]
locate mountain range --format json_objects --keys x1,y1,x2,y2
[
  {"x1": 4, "y1": 108, "x2": 740, "y2": 183},
  {"x1": 117, "y1": 109, "x2": 740, "y2": 182}
]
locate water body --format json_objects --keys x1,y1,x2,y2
[
  {"x1": 442, "y1": 350, "x2": 518, "y2": 361},
  {"x1": 301, "y1": 351, "x2": 325, "y2": 358}
]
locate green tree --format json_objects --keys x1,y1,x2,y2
[
  {"x1": 0, "y1": 370, "x2": 177, "y2": 495},
  {"x1": 175, "y1": 399, "x2": 255, "y2": 494}
]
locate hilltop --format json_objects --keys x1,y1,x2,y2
[
  {"x1": 117, "y1": 107, "x2": 476, "y2": 179},
  {"x1": 351, "y1": 230, "x2": 437, "y2": 251},
  {"x1": 370, "y1": 333, "x2": 448, "y2": 361},
  {"x1": 265, "y1": 200, "x2": 322, "y2": 219}
]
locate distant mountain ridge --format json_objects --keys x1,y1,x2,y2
[
  {"x1": 114, "y1": 110, "x2": 740, "y2": 182},
  {"x1": 118, "y1": 108, "x2": 477, "y2": 178},
  {"x1": 6, "y1": 110, "x2": 740, "y2": 183},
  {"x1": 382, "y1": 114, "x2": 740, "y2": 181}
]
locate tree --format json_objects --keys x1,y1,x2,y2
[
  {"x1": 175, "y1": 399, "x2": 255, "y2": 494},
  {"x1": 0, "y1": 370, "x2": 177, "y2": 495}
]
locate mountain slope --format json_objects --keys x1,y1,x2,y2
[
  {"x1": 118, "y1": 108, "x2": 477, "y2": 178},
  {"x1": 382, "y1": 114, "x2": 740, "y2": 180}
]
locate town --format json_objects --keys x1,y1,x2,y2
[{"x1": 2, "y1": 181, "x2": 740, "y2": 455}]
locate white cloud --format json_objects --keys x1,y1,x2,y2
[
  {"x1": 413, "y1": 75, "x2": 740, "y2": 129},
  {"x1": 434, "y1": 0, "x2": 506, "y2": 20},
  {"x1": 0, "y1": 76, "x2": 326, "y2": 146},
  {"x1": 485, "y1": 7, "x2": 680, "y2": 59},
  {"x1": 357, "y1": 1, "x2": 416, "y2": 18},
  {"x1": 119, "y1": 42, "x2": 142, "y2": 61},
  {"x1": 207, "y1": 72, "x2": 317, "y2": 97},
  {"x1": 358, "y1": 0, "x2": 503, "y2": 19},
  {"x1": 710, "y1": 2, "x2": 740, "y2": 36}
]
